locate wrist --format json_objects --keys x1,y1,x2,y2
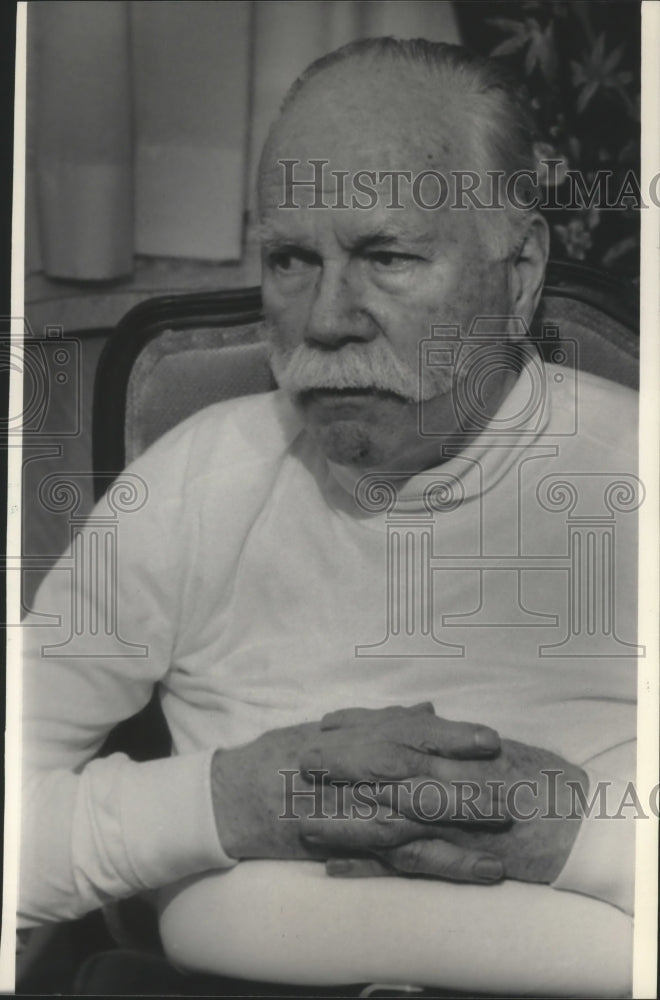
[
  {"x1": 544, "y1": 763, "x2": 588, "y2": 881},
  {"x1": 210, "y1": 747, "x2": 247, "y2": 860}
]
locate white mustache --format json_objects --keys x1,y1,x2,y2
[{"x1": 266, "y1": 334, "x2": 452, "y2": 403}]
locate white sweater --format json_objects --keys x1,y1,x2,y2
[{"x1": 19, "y1": 361, "x2": 639, "y2": 928}]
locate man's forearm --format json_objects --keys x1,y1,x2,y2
[{"x1": 20, "y1": 751, "x2": 234, "y2": 928}]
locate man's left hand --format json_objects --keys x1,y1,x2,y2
[{"x1": 299, "y1": 711, "x2": 588, "y2": 885}]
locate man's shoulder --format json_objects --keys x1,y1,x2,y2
[
  {"x1": 185, "y1": 389, "x2": 300, "y2": 455},
  {"x1": 117, "y1": 391, "x2": 307, "y2": 520},
  {"x1": 133, "y1": 390, "x2": 303, "y2": 484},
  {"x1": 573, "y1": 366, "x2": 637, "y2": 408},
  {"x1": 548, "y1": 364, "x2": 638, "y2": 461}
]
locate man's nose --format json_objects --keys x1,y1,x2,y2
[{"x1": 304, "y1": 264, "x2": 375, "y2": 348}]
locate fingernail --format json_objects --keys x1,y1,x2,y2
[
  {"x1": 326, "y1": 859, "x2": 352, "y2": 876},
  {"x1": 474, "y1": 728, "x2": 500, "y2": 752},
  {"x1": 474, "y1": 858, "x2": 504, "y2": 882}
]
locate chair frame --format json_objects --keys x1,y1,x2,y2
[
  {"x1": 91, "y1": 261, "x2": 638, "y2": 503},
  {"x1": 93, "y1": 286, "x2": 263, "y2": 501}
]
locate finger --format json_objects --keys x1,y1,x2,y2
[
  {"x1": 322, "y1": 710, "x2": 501, "y2": 760},
  {"x1": 301, "y1": 737, "x2": 506, "y2": 788},
  {"x1": 380, "y1": 840, "x2": 504, "y2": 884},
  {"x1": 300, "y1": 808, "x2": 425, "y2": 853},
  {"x1": 325, "y1": 857, "x2": 393, "y2": 878},
  {"x1": 376, "y1": 715, "x2": 501, "y2": 760},
  {"x1": 376, "y1": 775, "x2": 510, "y2": 826},
  {"x1": 300, "y1": 739, "x2": 431, "y2": 782},
  {"x1": 321, "y1": 703, "x2": 435, "y2": 731}
]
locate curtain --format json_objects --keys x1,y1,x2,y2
[
  {"x1": 31, "y1": 2, "x2": 134, "y2": 279},
  {"x1": 27, "y1": 0, "x2": 460, "y2": 281}
]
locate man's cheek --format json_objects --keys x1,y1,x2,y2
[
  {"x1": 466, "y1": 259, "x2": 510, "y2": 316},
  {"x1": 261, "y1": 282, "x2": 304, "y2": 340},
  {"x1": 263, "y1": 313, "x2": 300, "y2": 356}
]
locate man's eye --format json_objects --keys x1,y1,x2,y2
[
  {"x1": 368, "y1": 251, "x2": 419, "y2": 269},
  {"x1": 268, "y1": 250, "x2": 317, "y2": 273}
]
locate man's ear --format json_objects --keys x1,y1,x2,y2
[{"x1": 508, "y1": 212, "x2": 550, "y2": 335}]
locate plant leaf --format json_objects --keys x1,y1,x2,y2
[
  {"x1": 486, "y1": 18, "x2": 528, "y2": 35},
  {"x1": 571, "y1": 59, "x2": 587, "y2": 85},
  {"x1": 538, "y1": 22, "x2": 557, "y2": 81},
  {"x1": 525, "y1": 39, "x2": 540, "y2": 74},
  {"x1": 577, "y1": 80, "x2": 599, "y2": 113},
  {"x1": 601, "y1": 236, "x2": 638, "y2": 267},
  {"x1": 592, "y1": 33, "x2": 606, "y2": 63},
  {"x1": 603, "y1": 43, "x2": 624, "y2": 74},
  {"x1": 491, "y1": 35, "x2": 529, "y2": 57}
]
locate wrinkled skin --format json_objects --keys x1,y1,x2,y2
[
  {"x1": 299, "y1": 710, "x2": 586, "y2": 884},
  {"x1": 212, "y1": 704, "x2": 516, "y2": 884},
  {"x1": 211, "y1": 704, "x2": 586, "y2": 885}
]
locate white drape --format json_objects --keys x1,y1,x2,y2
[
  {"x1": 27, "y1": 0, "x2": 460, "y2": 280},
  {"x1": 31, "y1": 1, "x2": 135, "y2": 279}
]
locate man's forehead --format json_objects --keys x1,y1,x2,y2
[
  {"x1": 258, "y1": 125, "x2": 473, "y2": 223},
  {"x1": 261, "y1": 117, "x2": 466, "y2": 183},
  {"x1": 258, "y1": 203, "x2": 450, "y2": 251},
  {"x1": 259, "y1": 159, "x2": 451, "y2": 211},
  {"x1": 259, "y1": 62, "x2": 473, "y2": 189}
]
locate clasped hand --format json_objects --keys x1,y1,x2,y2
[{"x1": 211, "y1": 703, "x2": 586, "y2": 887}]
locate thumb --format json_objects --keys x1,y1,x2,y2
[
  {"x1": 325, "y1": 857, "x2": 393, "y2": 878},
  {"x1": 381, "y1": 840, "x2": 504, "y2": 884}
]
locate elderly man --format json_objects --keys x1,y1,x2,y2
[{"x1": 20, "y1": 39, "x2": 637, "y2": 995}]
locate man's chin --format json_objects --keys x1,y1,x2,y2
[
  {"x1": 292, "y1": 389, "x2": 414, "y2": 468},
  {"x1": 311, "y1": 419, "x2": 385, "y2": 468}
]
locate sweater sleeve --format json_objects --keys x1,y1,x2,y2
[
  {"x1": 19, "y1": 429, "x2": 237, "y2": 929},
  {"x1": 551, "y1": 755, "x2": 636, "y2": 915}
]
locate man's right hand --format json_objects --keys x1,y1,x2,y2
[
  {"x1": 211, "y1": 719, "x2": 326, "y2": 861},
  {"x1": 210, "y1": 703, "x2": 503, "y2": 872}
]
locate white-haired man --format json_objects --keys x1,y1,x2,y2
[{"x1": 20, "y1": 39, "x2": 638, "y2": 995}]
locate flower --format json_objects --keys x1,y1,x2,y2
[{"x1": 554, "y1": 218, "x2": 593, "y2": 260}]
